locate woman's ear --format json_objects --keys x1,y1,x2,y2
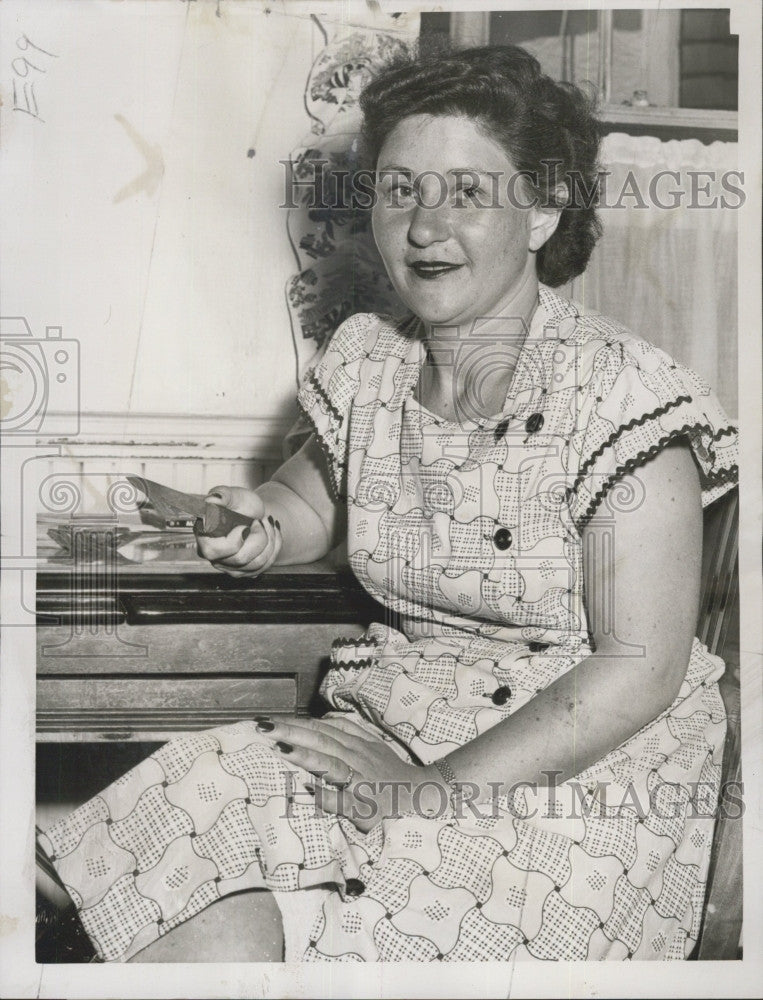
[{"x1": 528, "y1": 182, "x2": 567, "y2": 252}]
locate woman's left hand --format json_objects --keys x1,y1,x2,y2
[{"x1": 257, "y1": 715, "x2": 443, "y2": 832}]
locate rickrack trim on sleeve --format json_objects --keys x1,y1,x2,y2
[
  {"x1": 296, "y1": 397, "x2": 348, "y2": 503},
  {"x1": 573, "y1": 395, "x2": 693, "y2": 489},
  {"x1": 303, "y1": 369, "x2": 345, "y2": 427},
  {"x1": 572, "y1": 422, "x2": 739, "y2": 528}
]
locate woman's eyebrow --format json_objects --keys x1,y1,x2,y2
[
  {"x1": 376, "y1": 166, "x2": 497, "y2": 178},
  {"x1": 376, "y1": 165, "x2": 413, "y2": 176},
  {"x1": 450, "y1": 167, "x2": 500, "y2": 178}
]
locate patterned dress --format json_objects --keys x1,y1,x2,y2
[{"x1": 39, "y1": 287, "x2": 738, "y2": 962}]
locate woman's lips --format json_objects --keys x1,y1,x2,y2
[{"x1": 408, "y1": 261, "x2": 464, "y2": 279}]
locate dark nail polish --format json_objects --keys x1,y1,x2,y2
[
  {"x1": 275, "y1": 519, "x2": 281, "y2": 530},
  {"x1": 276, "y1": 741, "x2": 293, "y2": 754},
  {"x1": 256, "y1": 720, "x2": 275, "y2": 732},
  {"x1": 304, "y1": 784, "x2": 315, "y2": 796},
  {"x1": 242, "y1": 527, "x2": 250, "y2": 540},
  {"x1": 267, "y1": 514, "x2": 274, "y2": 526},
  {"x1": 207, "y1": 491, "x2": 223, "y2": 500}
]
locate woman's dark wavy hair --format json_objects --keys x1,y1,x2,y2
[{"x1": 359, "y1": 44, "x2": 603, "y2": 287}]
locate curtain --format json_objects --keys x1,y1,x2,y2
[{"x1": 568, "y1": 133, "x2": 738, "y2": 416}]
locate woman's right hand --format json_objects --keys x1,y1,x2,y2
[{"x1": 194, "y1": 485, "x2": 282, "y2": 578}]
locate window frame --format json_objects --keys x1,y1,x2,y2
[{"x1": 447, "y1": 9, "x2": 738, "y2": 143}]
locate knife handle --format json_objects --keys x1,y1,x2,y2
[{"x1": 195, "y1": 502, "x2": 254, "y2": 538}]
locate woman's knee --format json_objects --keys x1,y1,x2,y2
[{"x1": 129, "y1": 890, "x2": 284, "y2": 963}]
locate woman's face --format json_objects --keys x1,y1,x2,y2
[{"x1": 372, "y1": 114, "x2": 548, "y2": 328}]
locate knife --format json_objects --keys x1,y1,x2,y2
[{"x1": 126, "y1": 475, "x2": 255, "y2": 538}]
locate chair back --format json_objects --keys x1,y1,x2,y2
[
  {"x1": 698, "y1": 487, "x2": 739, "y2": 658},
  {"x1": 694, "y1": 486, "x2": 741, "y2": 960}
]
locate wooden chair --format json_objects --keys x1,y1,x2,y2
[{"x1": 693, "y1": 486, "x2": 742, "y2": 959}]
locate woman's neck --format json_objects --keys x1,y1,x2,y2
[{"x1": 417, "y1": 279, "x2": 541, "y2": 424}]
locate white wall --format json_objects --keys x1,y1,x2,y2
[{"x1": 2, "y1": 0, "x2": 321, "y2": 426}]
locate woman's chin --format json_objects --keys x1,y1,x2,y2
[{"x1": 399, "y1": 297, "x2": 472, "y2": 328}]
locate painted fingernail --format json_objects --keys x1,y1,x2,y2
[
  {"x1": 275, "y1": 519, "x2": 281, "y2": 530},
  {"x1": 276, "y1": 741, "x2": 293, "y2": 754},
  {"x1": 267, "y1": 514, "x2": 274, "y2": 526},
  {"x1": 256, "y1": 721, "x2": 275, "y2": 733},
  {"x1": 304, "y1": 784, "x2": 315, "y2": 796},
  {"x1": 207, "y1": 491, "x2": 223, "y2": 499},
  {"x1": 242, "y1": 527, "x2": 250, "y2": 540}
]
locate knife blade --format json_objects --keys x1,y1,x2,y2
[{"x1": 126, "y1": 475, "x2": 254, "y2": 538}]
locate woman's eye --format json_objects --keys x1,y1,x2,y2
[
  {"x1": 376, "y1": 176, "x2": 416, "y2": 204},
  {"x1": 456, "y1": 182, "x2": 482, "y2": 203}
]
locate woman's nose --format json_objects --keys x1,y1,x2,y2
[{"x1": 407, "y1": 184, "x2": 451, "y2": 247}]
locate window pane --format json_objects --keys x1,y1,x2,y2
[
  {"x1": 488, "y1": 10, "x2": 600, "y2": 92},
  {"x1": 680, "y1": 9, "x2": 738, "y2": 110},
  {"x1": 610, "y1": 9, "x2": 650, "y2": 106}
]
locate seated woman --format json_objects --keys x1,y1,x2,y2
[{"x1": 38, "y1": 44, "x2": 737, "y2": 962}]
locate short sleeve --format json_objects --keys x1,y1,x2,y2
[
  {"x1": 295, "y1": 312, "x2": 380, "y2": 499},
  {"x1": 567, "y1": 335, "x2": 738, "y2": 527}
]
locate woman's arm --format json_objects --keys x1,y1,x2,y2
[
  {"x1": 433, "y1": 438, "x2": 703, "y2": 794},
  {"x1": 196, "y1": 433, "x2": 346, "y2": 574},
  {"x1": 266, "y1": 433, "x2": 347, "y2": 562}
]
